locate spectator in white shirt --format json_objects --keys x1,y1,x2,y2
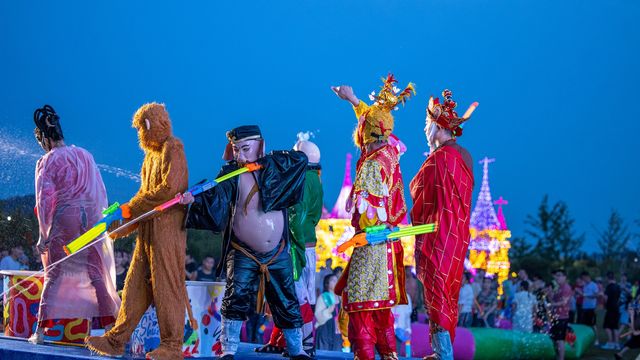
[
  {"x1": 512, "y1": 281, "x2": 536, "y2": 333},
  {"x1": 458, "y1": 274, "x2": 474, "y2": 327}
]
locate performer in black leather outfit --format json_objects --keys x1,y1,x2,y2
[{"x1": 180, "y1": 125, "x2": 311, "y2": 360}]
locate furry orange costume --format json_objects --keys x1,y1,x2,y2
[{"x1": 85, "y1": 103, "x2": 192, "y2": 360}]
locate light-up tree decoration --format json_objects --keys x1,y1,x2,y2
[
  {"x1": 315, "y1": 153, "x2": 416, "y2": 271},
  {"x1": 468, "y1": 157, "x2": 511, "y2": 294}
]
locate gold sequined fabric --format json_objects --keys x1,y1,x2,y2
[{"x1": 347, "y1": 242, "x2": 390, "y2": 304}]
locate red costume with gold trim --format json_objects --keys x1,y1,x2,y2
[
  {"x1": 410, "y1": 89, "x2": 477, "y2": 342},
  {"x1": 334, "y1": 74, "x2": 413, "y2": 360}
]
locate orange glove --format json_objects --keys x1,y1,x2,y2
[
  {"x1": 120, "y1": 204, "x2": 132, "y2": 219},
  {"x1": 337, "y1": 233, "x2": 367, "y2": 253}
]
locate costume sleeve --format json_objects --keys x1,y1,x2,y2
[
  {"x1": 35, "y1": 156, "x2": 57, "y2": 243},
  {"x1": 289, "y1": 173, "x2": 311, "y2": 237},
  {"x1": 256, "y1": 150, "x2": 308, "y2": 212},
  {"x1": 128, "y1": 139, "x2": 188, "y2": 218},
  {"x1": 289, "y1": 200, "x2": 307, "y2": 242},
  {"x1": 288, "y1": 194, "x2": 308, "y2": 274},
  {"x1": 288, "y1": 171, "x2": 323, "y2": 275},
  {"x1": 352, "y1": 99, "x2": 369, "y2": 119},
  {"x1": 352, "y1": 159, "x2": 389, "y2": 229},
  {"x1": 289, "y1": 172, "x2": 323, "y2": 243},
  {"x1": 185, "y1": 167, "x2": 235, "y2": 232}
]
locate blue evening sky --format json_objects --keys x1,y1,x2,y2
[{"x1": 1, "y1": 0, "x2": 638, "y2": 251}]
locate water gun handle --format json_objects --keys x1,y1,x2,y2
[
  {"x1": 102, "y1": 208, "x2": 124, "y2": 226},
  {"x1": 336, "y1": 233, "x2": 367, "y2": 253},
  {"x1": 336, "y1": 226, "x2": 400, "y2": 253},
  {"x1": 365, "y1": 227, "x2": 397, "y2": 245}
]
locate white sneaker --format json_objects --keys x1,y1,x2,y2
[{"x1": 27, "y1": 331, "x2": 44, "y2": 345}]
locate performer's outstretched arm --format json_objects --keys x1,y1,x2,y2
[
  {"x1": 183, "y1": 172, "x2": 235, "y2": 233},
  {"x1": 331, "y1": 85, "x2": 360, "y2": 107}
]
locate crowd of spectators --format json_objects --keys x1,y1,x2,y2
[{"x1": 5, "y1": 244, "x2": 640, "y2": 359}]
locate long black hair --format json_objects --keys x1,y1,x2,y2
[
  {"x1": 323, "y1": 273, "x2": 337, "y2": 293},
  {"x1": 34, "y1": 105, "x2": 64, "y2": 143}
]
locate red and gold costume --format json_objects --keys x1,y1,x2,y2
[
  {"x1": 334, "y1": 74, "x2": 413, "y2": 360},
  {"x1": 410, "y1": 89, "x2": 478, "y2": 342}
]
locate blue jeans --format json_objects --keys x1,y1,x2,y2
[
  {"x1": 430, "y1": 321, "x2": 454, "y2": 360},
  {"x1": 458, "y1": 312, "x2": 472, "y2": 328}
]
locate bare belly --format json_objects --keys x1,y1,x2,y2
[{"x1": 232, "y1": 172, "x2": 284, "y2": 253}]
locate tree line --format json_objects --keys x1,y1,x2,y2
[
  {"x1": 510, "y1": 195, "x2": 639, "y2": 281},
  {"x1": 0, "y1": 195, "x2": 220, "y2": 264}
]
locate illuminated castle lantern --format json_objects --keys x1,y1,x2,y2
[
  {"x1": 315, "y1": 154, "x2": 416, "y2": 271},
  {"x1": 468, "y1": 157, "x2": 511, "y2": 294}
]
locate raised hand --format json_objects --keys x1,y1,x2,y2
[{"x1": 331, "y1": 85, "x2": 359, "y2": 106}]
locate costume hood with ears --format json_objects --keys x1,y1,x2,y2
[
  {"x1": 293, "y1": 131, "x2": 320, "y2": 164},
  {"x1": 132, "y1": 102, "x2": 173, "y2": 152},
  {"x1": 222, "y1": 125, "x2": 265, "y2": 161}
]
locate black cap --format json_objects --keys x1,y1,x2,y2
[{"x1": 226, "y1": 125, "x2": 262, "y2": 143}]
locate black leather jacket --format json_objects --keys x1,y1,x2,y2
[{"x1": 185, "y1": 150, "x2": 308, "y2": 278}]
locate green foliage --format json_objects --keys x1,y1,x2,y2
[
  {"x1": 596, "y1": 209, "x2": 632, "y2": 270},
  {"x1": 0, "y1": 196, "x2": 39, "y2": 264},
  {"x1": 113, "y1": 234, "x2": 136, "y2": 253},
  {"x1": 187, "y1": 229, "x2": 222, "y2": 263},
  {"x1": 0, "y1": 200, "x2": 223, "y2": 267},
  {"x1": 524, "y1": 195, "x2": 584, "y2": 269},
  {"x1": 511, "y1": 197, "x2": 640, "y2": 282},
  {"x1": 510, "y1": 236, "x2": 531, "y2": 259}
]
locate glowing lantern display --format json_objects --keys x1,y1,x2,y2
[{"x1": 468, "y1": 157, "x2": 511, "y2": 294}]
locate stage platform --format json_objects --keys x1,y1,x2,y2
[{"x1": 0, "y1": 337, "x2": 418, "y2": 359}]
